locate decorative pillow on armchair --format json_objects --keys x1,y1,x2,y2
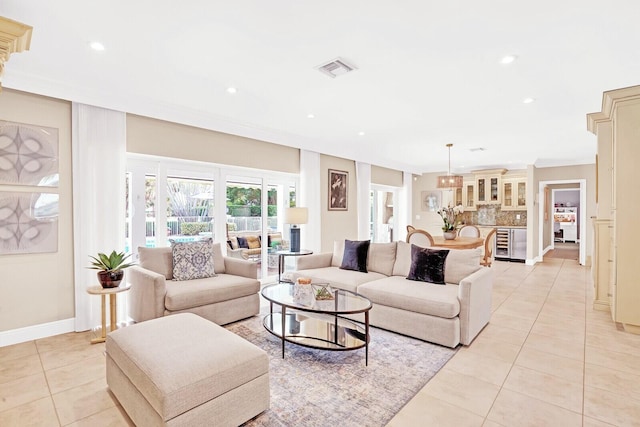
[
  {"x1": 246, "y1": 235, "x2": 261, "y2": 249},
  {"x1": 406, "y1": 244, "x2": 449, "y2": 285},
  {"x1": 340, "y1": 239, "x2": 371, "y2": 273},
  {"x1": 171, "y1": 238, "x2": 216, "y2": 281}
]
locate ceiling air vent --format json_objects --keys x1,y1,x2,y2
[{"x1": 316, "y1": 58, "x2": 357, "y2": 78}]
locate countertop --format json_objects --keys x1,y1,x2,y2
[{"x1": 475, "y1": 225, "x2": 527, "y2": 229}]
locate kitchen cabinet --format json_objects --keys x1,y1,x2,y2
[
  {"x1": 454, "y1": 187, "x2": 463, "y2": 207},
  {"x1": 554, "y1": 207, "x2": 578, "y2": 242},
  {"x1": 587, "y1": 85, "x2": 640, "y2": 333},
  {"x1": 501, "y1": 177, "x2": 527, "y2": 210},
  {"x1": 474, "y1": 169, "x2": 505, "y2": 205},
  {"x1": 462, "y1": 181, "x2": 475, "y2": 211},
  {"x1": 592, "y1": 219, "x2": 612, "y2": 311}
]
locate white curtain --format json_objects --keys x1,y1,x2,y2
[
  {"x1": 299, "y1": 150, "x2": 321, "y2": 253},
  {"x1": 72, "y1": 104, "x2": 127, "y2": 332},
  {"x1": 356, "y1": 162, "x2": 371, "y2": 240},
  {"x1": 397, "y1": 172, "x2": 412, "y2": 242}
]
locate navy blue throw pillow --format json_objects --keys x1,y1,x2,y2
[
  {"x1": 407, "y1": 244, "x2": 449, "y2": 285},
  {"x1": 237, "y1": 237, "x2": 249, "y2": 249},
  {"x1": 340, "y1": 239, "x2": 371, "y2": 273}
]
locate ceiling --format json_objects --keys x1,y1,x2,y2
[{"x1": 3, "y1": 1, "x2": 640, "y2": 174}]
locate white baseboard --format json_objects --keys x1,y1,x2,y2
[{"x1": 0, "y1": 318, "x2": 75, "y2": 347}]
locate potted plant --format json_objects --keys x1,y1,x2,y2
[
  {"x1": 88, "y1": 250, "x2": 135, "y2": 288},
  {"x1": 438, "y1": 204, "x2": 464, "y2": 240}
]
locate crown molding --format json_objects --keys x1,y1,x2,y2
[
  {"x1": 0, "y1": 16, "x2": 32, "y2": 92},
  {"x1": 587, "y1": 84, "x2": 640, "y2": 134}
]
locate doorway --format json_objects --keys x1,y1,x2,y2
[
  {"x1": 370, "y1": 186, "x2": 398, "y2": 243},
  {"x1": 537, "y1": 179, "x2": 586, "y2": 265}
]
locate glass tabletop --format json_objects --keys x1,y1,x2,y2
[{"x1": 261, "y1": 283, "x2": 371, "y2": 314}]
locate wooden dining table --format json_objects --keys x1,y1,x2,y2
[{"x1": 431, "y1": 236, "x2": 484, "y2": 249}]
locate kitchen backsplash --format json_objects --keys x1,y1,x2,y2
[{"x1": 461, "y1": 204, "x2": 527, "y2": 227}]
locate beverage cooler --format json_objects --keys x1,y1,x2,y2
[{"x1": 495, "y1": 228, "x2": 526, "y2": 262}]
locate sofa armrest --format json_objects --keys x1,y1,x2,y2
[
  {"x1": 127, "y1": 266, "x2": 167, "y2": 323},
  {"x1": 223, "y1": 256, "x2": 258, "y2": 279},
  {"x1": 227, "y1": 247, "x2": 249, "y2": 260},
  {"x1": 295, "y1": 252, "x2": 333, "y2": 270},
  {"x1": 457, "y1": 267, "x2": 494, "y2": 345}
]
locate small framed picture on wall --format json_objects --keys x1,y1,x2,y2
[
  {"x1": 328, "y1": 169, "x2": 348, "y2": 211},
  {"x1": 421, "y1": 190, "x2": 441, "y2": 212}
]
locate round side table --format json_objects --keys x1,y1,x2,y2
[{"x1": 86, "y1": 283, "x2": 131, "y2": 344}]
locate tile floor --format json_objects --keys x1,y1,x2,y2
[
  {"x1": 1, "y1": 257, "x2": 639, "y2": 426},
  {"x1": 388, "y1": 258, "x2": 640, "y2": 427}
]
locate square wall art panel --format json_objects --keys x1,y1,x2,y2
[
  {"x1": 0, "y1": 192, "x2": 58, "y2": 254},
  {"x1": 0, "y1": 120, "x2": 59, "y2": 186}
]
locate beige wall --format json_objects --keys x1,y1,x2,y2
[
  {"x1": 320, "y1": 155, "x2": 357, "y2": 252},
  {"x1": 371, "y1": 165, "x2": 403, "y2": 187},
  {"x1": 411, "y1": 172, "x2": 464, "y2": 237},
  {"x1": 0, "y1": 89, "x2": 74, "y2": 332},
  {"x1": 0, "y1": 90, "x2": 404, "y2": 337},
  {"x1": 127, "y1": 114, "x2": 300, "y2": 173}
]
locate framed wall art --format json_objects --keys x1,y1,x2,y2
[
  {"x1": 328, "y1": 169, "x2": 348, "y2": 211},
  {"x1": 0, "y1": 191, "x2": 59, "y2": 254},
  {"x1": 421, "y1": 190, "x2": 441, "y2": 212},
  {"x1": 0, "y1": 120, "x2": 59, "y2": 186}
]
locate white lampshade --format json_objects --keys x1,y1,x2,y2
[{"x1": 284, "y1": 207, "x2": 308, "y2": 225}]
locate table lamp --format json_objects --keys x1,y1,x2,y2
[{"x1": 284, "y1": 207, "x2": 308, "y2": 252}]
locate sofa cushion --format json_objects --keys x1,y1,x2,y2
[
  {"x1": 212, "y1": 242, "x2": 226, "y2": 274},
  {"x1": 171, "y1": 239, "x2": 216, "y2": 281},
  {"x1": 445, "y1": 248, "x2": 482, "y2": 284},
  {"x1": 164, "y1": 274, "x2": 260, "y2": 311},
  {"x1": 340, "y1": 239, "x2": 370, "y2": 273},
  {"x1": 268, "y1": 233, "x2": 283, "y2": 248},
  {"x1": 237, "y1": 237, "x2": 249, "y2": 249},
  {"x1": 246, "y1": 235, "x2": 260, "y2": 249},
  {"x1": 393, "y1": 242, "x2": 482, "y2": 284},
  {"x1": 293, "y1": 266, "x2": 385, "y2": 293},
  {"x1": 392, "y1": 241, "x2": 412, "y2": 277},
  {"x1": 367, "y1": 242, "x2": 397, "y2": 276},
  {"x1": 331, "y1": 240, "x2": 345, "y2": 267},
  {"x1": 228, "y1": 236, "x2": 239, "y2": 250},
  {"x1": 407, "y1": 245, "x2": 449, "y2": 285},
  {"x1": 358, "y1": 276, "x2": 461, "y2": 318},
  {"x1": 139, "y1": 246, "x2": 173, "y2": 280}
]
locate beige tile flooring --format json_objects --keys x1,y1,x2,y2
[
  {"x1": 388, "y1": 258, "x2": 640, "y2": 427},
  {"x1": 1, "y1": 257, "x2": 639, "y2": 426}
]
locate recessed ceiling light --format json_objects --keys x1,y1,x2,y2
[
  {"x1": 500, "y1": 55, "x2": 517, "y2": 64},
  {"x1": 89, "y1": 41, "x2": 105, "y2": 51},
  {"x1": 226, "y1": 87, "x2": 237, "y2": 94},
  {"x1": 523, "y1": 97, "x2": 536, "y2": 104},
  {"x1": 307, "y1": 114, "x2": 315, "y2": 119},
  {"x1": 358, "y1": 131, "x2": 365, "y2": 136}
]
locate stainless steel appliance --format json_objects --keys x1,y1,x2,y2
[{"x1": 495, "y1": 228, "x2": 526, "y2": 262}]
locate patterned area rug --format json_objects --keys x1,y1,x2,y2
[{"x1": 226, "y1": 313, "x2": 457, "y2": 427}]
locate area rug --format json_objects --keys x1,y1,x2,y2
[{"x1": 226, "y1": 314, "x2": 457, "y2": 427}]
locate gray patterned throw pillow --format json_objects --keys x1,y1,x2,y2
[{"x1": 171, "y1": 239, "x2": 216, "y2": 281}]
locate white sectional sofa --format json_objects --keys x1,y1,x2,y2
[{"x1": 292, "y1": 240, "x2": 493, "y2": 348}]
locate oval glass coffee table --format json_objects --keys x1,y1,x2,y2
[{"x1": 261, "y1": 282, "x2": 372, "y2": 365}]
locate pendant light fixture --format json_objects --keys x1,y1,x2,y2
[{"x1": 437, "y1": 143, "x2": 463, "y2": 189}]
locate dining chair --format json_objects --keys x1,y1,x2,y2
[
  {"x1": 458, "y1": 225, "x2": 480, "y2": 238},
  {"x1": 480, "y1": 228, "x2": 497, "y2": 267},
  {"x1": 406, "y1": 229, "x2": 435, "y2": 248}
]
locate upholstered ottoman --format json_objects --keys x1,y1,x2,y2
[{"x1": 106, "y1": 313, "x2": 269, "y2": 426}]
